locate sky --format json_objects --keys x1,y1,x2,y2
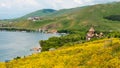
[{"x1": 0, "y1": 0, "x2": 120, "y2": 19}]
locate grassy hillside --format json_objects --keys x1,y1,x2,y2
[
  {"x1": 20, "y1": 9, "x2": 56, "y2": 19},
  {"x1": 1, "y1": 38, "x2": 120, "y2": 68},
  {"x1": 11, "y1": 2, "x2": 120, "y2": 32},
  {"x1": 0, "y1": 9, "x2": 56, "y2": 23}
]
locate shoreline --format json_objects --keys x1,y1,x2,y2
[
  {"x1": 0, "y1": 31, "x2": 62, "y2": 62},
  {"x1": 0, "y1": 27, "x2": 35, "y2": 32}
]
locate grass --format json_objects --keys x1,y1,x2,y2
[{"x1": 5, "y1": 2, "x2": 120, "y2": 32}]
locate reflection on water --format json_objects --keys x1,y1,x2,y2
[{"x1": 0, "y1": 31, "x2": 60, "y2": 62}]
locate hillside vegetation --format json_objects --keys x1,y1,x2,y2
[
  {"x1": 20, "y1": 9, "x2": 56, "y2": 19},
  {"x1": 10, "y1": 2, "x2": 120, "y2": 31},
  {"x1": 0, "y1": 38, "x2": 120, "y2": 68}
]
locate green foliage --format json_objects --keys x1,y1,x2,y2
[
  {"x1": 3, "y1": 2, "x2": 120, "y2": 31},
  {"x1": 20, "y1": 9, "x2": 56, "y2": 19},
  {"x1": 14, "y1": 56, "x2": 21, "y2": 60},
  {"x1": 40, "y1": 30, "x2": 120, "y2": 51},
  {"x1": 105, "y1": 31, "x2": 120, "y2": 38},
  {"x1": 40, "y1": 33, "x2": 85, "y2": 51},
  {"x1": 105, "y1": 15, "x2": 120, "y2": 21},
  {"x1": 0, "y1": 27, "x2": 35, "y2": 32}
]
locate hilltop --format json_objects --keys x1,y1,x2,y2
[
  {"x1": 0, "y1": 38, "x2": 120, "y2": 68},
  {"x1": 20, "y1": 9, "x2": 56, "y2": 19},
  {"x1": 7, "y1": 2, "x2": 120, "y2": 32}
]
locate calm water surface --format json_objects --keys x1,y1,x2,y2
[{"x1": 0, "y1": 31, "x2": 60, "y2": 62}]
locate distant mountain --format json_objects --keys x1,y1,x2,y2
[
  {"x1": 20, "y1": 9, "x2": 56, "y2": 19},
  {"x1": 9, "y1": 2, "x2": 120, "y2": 31},
  {"x1": 0, "y1": 9, "x2": 57, "y2": 22}
]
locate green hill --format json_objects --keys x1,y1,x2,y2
[
  {"x1": 9, "y1": 2, "x2": 120, "y2": 32},
  {"x1": 1, "y1": 38, "x2": 120, "y2": 68},
  {"x1": 14, "y1": 9, "x2": 56, "y2": 21},
  {"x1": 19, "y1": 9, "x2": 56, "y2": 19},
  {"x1": 0, "y1": 9, "x2": 56, "y2": 22}
]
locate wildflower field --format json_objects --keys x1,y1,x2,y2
[{"x1": 1, "y1": 38, "x2": 120, "y2": 68}]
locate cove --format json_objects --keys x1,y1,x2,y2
[{"x1": 0, "y1": 31, "x2": 60, "y2": 62}]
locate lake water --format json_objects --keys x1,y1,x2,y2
[{"x1": 0, "y1": 31, "x2": 60, "y2": 62}]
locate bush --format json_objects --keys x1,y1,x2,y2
[{"x1": 40, "y1": 33, "x2": 85, "y2": 51}]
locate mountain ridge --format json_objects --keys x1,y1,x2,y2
[
  {"x1": 1, "y1": 2, "x2": 120, "y2": 32},
  {"x1": 19, "y1": 9, "x2": 56, "y2": 19}
]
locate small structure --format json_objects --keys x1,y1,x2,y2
[
  {"x1": 86, "y1": 27, "x2": 104, "y2": 41},
  {"x1": 30, "y1": 46, "x2": 42, "y2": 53},
  {"x1": 86, "y1": 27, "x2": 95, "y2": 41},
  {"x1": 48, "y1": 29, "x2": 58, "y2": 34},
  {"x1": 38, "y1": 27, "x2": 48, "y2": 33},
  {"x1": 27, "y1": 17, "x2": 42, "y2": 21},
  {"x1": 38, "y1": 28, "x2": 42, "y2": 32},
  {"x1": 99, "y1": 32, "x2": 103, "y2": 38}
]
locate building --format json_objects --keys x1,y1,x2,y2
[
  {"x1": 30, "y1": 46, "x2": 42, "y2": 53},
  {"x1": 38, "y1": 27, "x2": 48, "y2": 33},
  {"x1": 99, "y1": 32, "x2": 103, "y2": 38},
  {"x1": 27, "y1": 17, "x2": 42, "y2": 21},
  {"x1": 86, "y1": 27, "x2": 95, "y2": 41},
  {"x1": 86, "y1": 27, "x2": 104, "y2": 41},
  {"x1": 48, "y1": 29, "x2": 58, "y2": 34}
]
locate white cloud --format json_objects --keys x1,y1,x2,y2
[
  {"x1": 74, "y1": 0, "x2": 84, "y2": 4},
  {"x1": 0, "y1": 0, "x2": 40, "y2": 9},
  {"x1": 116, "y1": 0, "x2": 120, "y2": 1},
  {"x1": 46, "y1": 0, "x2": 90, "y2": 9},
  {"x1": 49, "y1": 0, "x2": 95, "y2": 9},
  {"x1": 1, "y1": 3, "x2": 6, "y2": 7},
  {"x1": 74, "y1": 0, "x2": 94, "y2": 5},
  {"x1": 17, "y1": 0, "x2": 40, "y2": 6},
  {"x1": 55, "y1": 0, "x2": 64, "y2": 3},
  {"x1": 0, "y1": 2, "x2": 10, "y2": 8},
  {"x1": 85, "y1": 0, "x2": 94, "y2": 2}
]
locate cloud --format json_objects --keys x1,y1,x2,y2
[
  {"x1": 48, "y1": 0, "x2": 95, "y2": 9},
  {"x1": 0, "y1": 3, "x2": 6, "y2": 7},
  {"x1": 85, "y1": 0, "x2": 94, "y2": 2},
  {"x1": 74, "y1": 0, "x2": 94, "y2": 5},
  {"x1": 0, "y1": 0, "x2": 40, "y2": 9},
  {"x1": 0, "y1": 0, "x2": 119, "y2": 19},
  {"x1": 116, "y1": 0, "x2": 120, "y2": 1},
  {"x1": 0, "y1": 0, "x2": 44, "y2": 19},
  {"x1": 42, "y1": 0, "x2": 95, "y2": 10},
  {"x1": 0, "y1": 2, "x2": 10, "y2": 8},
  {"x1": 55, "y1": 0, "x2": 64, "y2": 3},
  {"x1": 74, "y1": 0, "x2": 84, "y2": 4}
]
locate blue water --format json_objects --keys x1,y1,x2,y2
[{"x1": 0, "y1": 31, "x2": 59, "y2": 62}]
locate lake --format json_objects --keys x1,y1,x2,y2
[{"x1": 0, "y1": 31, "x2": 60, "y2": 62}]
